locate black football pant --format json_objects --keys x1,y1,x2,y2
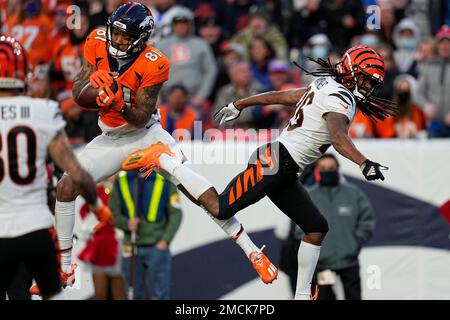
[
  {"x1": 0, "y1": 228, "x2": 61, "y2": 299},
  {"x1": 217, "y1": 142, "x2": 328, "y2": 234}
]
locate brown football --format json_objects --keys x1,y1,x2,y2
[{"x1": 77, "y1": 81, "x2": 119, "y2": 109}]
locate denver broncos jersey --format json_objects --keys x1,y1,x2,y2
[
  {"x1": 0, "y1": 97, "x2": 65, "y2": 237},
  {"x1": 277, "y1": 76, "x2": 357, "y2": 172},
  {"x1": 84, "y1": 29, "x2": 170, "y2": 134}
]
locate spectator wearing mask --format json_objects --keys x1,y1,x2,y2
[
  {"x1": 418, "y1": 25, "x2": 450, "y2": 137},
  {"x1": 393, "y1": 18, "x2": 421, "y2": 77},
  {"x1": 158, "y1": 7, "x2": 218, "y2": 110},
  {"x1": 249, "y1": 36, "x2": 275, "y2": 92},
  {"x1": 301, "y1": 33, "x2": 331, "y2": 86},
  {"x1": 359, "y1": 31, "x2": 381, "y2": 49},
  {"x1": 294, "y1": 154, "x2": 375, "y2": 300},
  {"x1": 110, "y1": 170, "x2": 182, "y2": 300},
  {"x1": 159, "y1": 84, "x2": 198, "y2": 140},
  {"x1": 232, "y1": 6, "x2": 288, "y2": 60},
  {"x1": 213, "y1": 61, "x2": 260, "y2": 129},
  {"x1": 375, "y1": 74, "x2": 427, "y2": 139}
]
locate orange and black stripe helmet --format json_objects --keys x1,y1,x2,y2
[
  {"x1": 0, "y1": 35, "x2": 28, "y2": 90},
  {"x1": 336, "y1": 45, "x2": 384, "y2": 100}
]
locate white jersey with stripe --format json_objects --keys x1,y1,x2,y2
[
  {"x1": 277, "y1": 76, "x2": 357, "y2": 172},
  {"x1": 0, "y1": 97, "x2": 66, "y2": 237}
]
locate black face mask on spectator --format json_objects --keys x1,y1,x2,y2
[
  {"x1": 319, "y1": 171, "x2": 340, "y2": 187},
  {"x1": 397, "y1": 91, "x2": 411, "y2": 104}
]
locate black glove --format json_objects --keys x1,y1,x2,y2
[{"x1": 360, "y1": 159, "x2": 388, "y2": 181}]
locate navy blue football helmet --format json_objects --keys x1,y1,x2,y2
[{"x1": 106, "y1": 2, "x2": 155, "y2": 59}]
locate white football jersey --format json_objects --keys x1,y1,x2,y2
[
  {"x1": 277, "y1": 76, "x2": 357, "y2": 172},
  {"x1": 0, "y1": 96, "x2": 66, "y2": 237}
]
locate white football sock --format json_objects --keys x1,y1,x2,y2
[
  {"x1": 55, "y1": 200, "x2": 75, "y2": 273},
  {"x1": 159, "y1": 153, "x2": 212, "y2": 200},
  {"x1": 295, "y1": 241, "x2": 321, "y2": 300},
  {"x1": 205, "y1": 211, "x2": 258, "y2": 257}
]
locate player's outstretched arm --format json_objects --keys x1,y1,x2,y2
[
  {"x1": 48, "y1": 130, "x2": 98, "y2": 206},
  {"x1": 326, "y1": 112, "x2": 387, "y2": 181},
  {"x1": 215, "y1": 88, "x2": 307, "y2": 125},
  {"x1": 121, "y1": 83, "x2": 163, "y2": 128},
  {"x1": 73, "y1": 58, "x2": 95, "y2": 103}
]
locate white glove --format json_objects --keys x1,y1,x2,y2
[{"x1": 214, "y1": 102, "x2": 241, "y2": 125}]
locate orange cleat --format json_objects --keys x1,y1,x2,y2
[
  {"x1": 249, "y1": 246, "x2": 278, "y2": 284},
  {"x1": 29, "y1": 264, "x2": 78, "y2": 296},
  {"x1": 122, "y1": 142, "x2": 174, "y2": 179}
]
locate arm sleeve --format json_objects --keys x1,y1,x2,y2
[
  {"x1": 108, "y1": 181, "x2": 129, "y2": 232},
  {"x1": 195, "y1": 41, "x2": 218, "y2": 99},
  {"x1": 354, "y1": 188, "x2": 376, "y2": 245},
  {"x1": 161, "y1": 183, "x2": 182, "y2": 243}
]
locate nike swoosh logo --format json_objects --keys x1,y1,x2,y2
[
  {"x1": 340, "y1": 103, "x2": 349, "y2": 110},
  {"x1": 158, "y1": 64, "x2": 165, "y2": 70}
]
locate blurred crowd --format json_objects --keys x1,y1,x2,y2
[{"x1": 1, "y1": 0, "x2": 450, "y2": 143}]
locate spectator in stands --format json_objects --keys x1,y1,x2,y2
[
  {"x1": 375, "y1": 74, "x2": 427, "y2": 139},
  {"x1": 251, "y1": 59, "x2": 295, "y2": 129},
  {"x1": 158, "y1": 7, "x2": 217, "y2": 111},
  {"x1": 393, "y1": 18, "x2": 421, "y2": 77},
  {"x1": 159, "y1": 84, "x2": 198, "y2": 141},
  {"x1": 348, "y1": 110, "x2": 376, "y2": 138},
  {"x1": 288, "y1": 0, "x2": 324, "y2": 48},
  {"x1": 110, "y1": 171, "x2": 182, "y2": 300},
  {"x1": 301, "y1": 33, "x2": 331, "y2": 86},
  {"x1": 320, "y1": 0, "x2": 365, "y2": 52},
  {"x1": 359, "y1": 31, "x2": 381, "y2": 49},
  {"x1": 197, "y1": 17, "x2": 227, "y2": 59},
  {"x1": 294, "y1": 154, "x2": 375, "y2": 300},
  {"x1": 89, "y1": 0, "x2": 123, "y2": 30},
  {"x1": 213, "y1": 61, "x2": 260, "y2": 129},
  {"x1": 149, "y1": 0, "x2": 190, "y2": 41},
  {"x1": 416, "y1": 38, "x2": 437, "y2": 74},
  {"x1": 405, "y1": 0, "x2": 449, "y2": 38},
  {"x1": 232, "y1": 6, "x2": 288, "y2": 60},
  {"x1": 3, "y1": 0, "x2": 54, "y2": 98},
  {"x1": 377, "y1": 44, "x2": 401, "y2": 101},
  {"x1": 218, "y1": 0, "x2": 254, "y2": 36},
  {"x1": 49, "y1": 8, "x2": 100, "y2": 145},
  {"x1": 418, "y1": 25, "x2": 450, "y2": 137},
  {"x1": 249, "y1": 36, "x2": 275, "y2": 92},
  {"x1": 379, "y1": 1, "x2": 397, "y2": 45},
  {"x1": 77, "y1": 180, "x2": 126, "y2": 300},
  {"x1": 213, "y1": 41, "x2": 246, "y2": 102}
]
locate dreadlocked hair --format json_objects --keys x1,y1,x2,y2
[{"x1": 293, "y1": 57, "x2": 398, "y2": 122}]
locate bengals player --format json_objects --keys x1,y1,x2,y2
[
  {"x1": 54, "y1": 2, "x2": 276, "y2": 290},
  {"x1": 124, "y1": 46, "x2": 398, "y2": 299},
  {"x1": 0, "y1": 36, "x2": 112, "y2": 299}
]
